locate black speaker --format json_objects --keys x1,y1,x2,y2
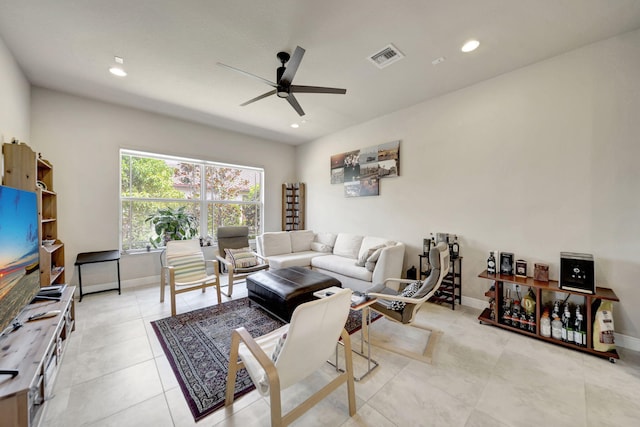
[{"x1": 560, "y1": 252, "x2": 595, "y2": 294}]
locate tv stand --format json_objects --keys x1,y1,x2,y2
[{"x1": 0, "y1": 286, "x2": 75, "y2": 427}]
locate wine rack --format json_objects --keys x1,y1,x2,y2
[
  {"x1": 477, "y1": 270, "x2": 619, "y2": 362},
  {"x1": 282, "y1": 182, "x2": 305, "y2": 231}
]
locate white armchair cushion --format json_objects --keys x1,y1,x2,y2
[
  {"x1": 333, "y1": 233, "x2": 363, "y2": 259},
  {"x1": 166, "y1": 252, "x2": 206, "y2": 283},
  {"x1": 261, "y1": 232, "x2": 293, "y2": 256},
  {"x1": 238, "y1": 324, "x2": 290, "y2": 395},
  {"x1": 290, "y1": 230, "x2": 315, "y2": 252}
]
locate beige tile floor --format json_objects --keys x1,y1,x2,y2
[{"x1": 43, "y1": 281, "x2": 640, "y2": 426}]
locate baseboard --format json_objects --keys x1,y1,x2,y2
[
  {"x1": 74, "y1": 275, "x2": 160, "y2": 294},
  {"x1": 460, "y1": 296, "x2": 639, "y2": 351}
]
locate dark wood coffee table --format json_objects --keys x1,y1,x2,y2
[{"x1": 246, "y1": 266, "x2": 341, "y2": 322}]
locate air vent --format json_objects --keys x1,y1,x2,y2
[{"x1": 367, "y1": 44, "x2": 405, "y2": 69}]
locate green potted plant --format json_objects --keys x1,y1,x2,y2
[{"x1": 145, "y1": 206, "x2": 199, "y2": 248}]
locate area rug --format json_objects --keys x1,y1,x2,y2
[{"x1": 151, "y1": 297, "x2": 381, "y2": 421}]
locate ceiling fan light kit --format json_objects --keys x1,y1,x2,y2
[{"x1": 218, "y1": 46, "x2": 346, "y2": 116}]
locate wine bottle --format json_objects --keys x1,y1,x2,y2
[
  {"x1": 574, "y1": 305, "x2": 585, "y2": 347},
  {"x1": 487, "y1": 251, "x2": 496, "y2": 274},
  {"x1": 451, "y1": 235, "x2": 460, "y2": 259}
]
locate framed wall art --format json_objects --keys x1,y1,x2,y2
[{"x1": 330, "y1": 140, "x2": 400, "y2": 197}]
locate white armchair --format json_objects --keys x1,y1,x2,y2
[{"x1": 225, "y1": 288, "x2": 356, "y2": 426}]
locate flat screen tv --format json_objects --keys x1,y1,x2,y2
[{"x1": 0, "y1": 185, "x2": 40, "y2": 336}]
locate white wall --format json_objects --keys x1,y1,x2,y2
[
  {"x1": 30, "y1": 88, "x2": 296, "y2": 287},
  {"x1": 296, "y1": 29, "x2": 640, "y2": 339},
  {"x1": 0, "y1": 36, "x2": 30, "y2": 142}
]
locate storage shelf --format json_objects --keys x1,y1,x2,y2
[
  {"x1": 422, "y1": 256, "x2": 462, "y2": 310},
  {"x1": 477, "y1": 270, "x2": 619, "y2": 361},
  {"x1": 282, "y1": 183, "x2": 305, "y2": 231}
]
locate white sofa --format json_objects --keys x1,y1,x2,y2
[{"x1": 256, "y1": 230, "x2": 405, "y2": 293}]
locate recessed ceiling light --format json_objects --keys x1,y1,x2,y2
[
  {"x1": 461, "y1": 40, "x2": 480, "y2": 53},
  {"x1": 109, "y1": 66, "x2": 127, "y2": 77},
  {"x1": 431, "y1": 56, "x2": 446, "y2": 65},
  {"x1": 109, "y1": 56, "x2": 127, "y2": 77},
  {"x1": 290, "y1": 123, "x2": 299, "y2": 128}
]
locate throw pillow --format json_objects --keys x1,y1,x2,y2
[
  {"x1": 364, "y1": 246, "x2": 385, "y2": 271},
  {"x1": 271, "y1": 332, "x2": 287, "y2": 363},
  {"x1": 390, "y1": 281, "x2": 421, "y2": 311},
  {"x1": 225, "y1": 247, "x2": 258, "y2": 268},
  {"x1": 356, "y1": 244, "x2": 385, "y2": 267}
]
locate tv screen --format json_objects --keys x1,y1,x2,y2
[{"x1": 0, "y1": 185, "x2": 41, "y2": 335}]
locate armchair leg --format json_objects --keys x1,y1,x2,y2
[
  {"x1": 170, "y1": 284, "x2": 177, "y2": 317},
  {"x1": 215, "y1": 270, "x2": 222, "y2": 303},
  {"x1": 226, "y1": 268, "x2": 235, "y2": 297},
  {"x1": 341, "y1": 329, "x2": 357, "y2": 416},
  {"x1": 225, "y1": 331, "x2": 241, "y2": 406},
  {"x1": 160, "y1": 268, "x2": 166, "y2": 303}
]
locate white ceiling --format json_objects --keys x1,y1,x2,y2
[{"x1": 1, "y1": 1, "x2": 640, "y2": 145}]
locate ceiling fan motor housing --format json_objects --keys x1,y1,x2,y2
[{"x1": 276, "y1": 65, "x2": 289, "y2": 97}]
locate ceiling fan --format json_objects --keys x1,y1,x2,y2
[{"x1": 217, "y1": 46, "x2": 346, "y2": 116}]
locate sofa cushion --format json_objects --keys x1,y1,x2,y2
[
  {"x1": 333, "y1": 234, "x2": 363, "y2": 259},
  {"x1": 267, "y1": 251, "x2": 328, "y2": 269},
  {"x1": 314, "y1": 232, "x2": 338, "y2": 248},
  {"x1": 262, "y1": 232, "x2": 292, "y2": 256},
  {"x1": 312, "y1": 255, "x2": 372, "y2": 281},
  {"x1": 290, "y1": 230, "x2": 315, "y2": 252},
  {"x1": 357, "y1": 236, "x2": 395, "y2": 262},
  {"x1": 310, "y1": 242, "x2": 332, "y2": 253}
]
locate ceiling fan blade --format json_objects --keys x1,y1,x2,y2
[
  {"x1": 280, "y1": 46, "x2": 305, "y2": 84},
  {"x1": 217, "y1": 62, "x2": 277, "y2": 88},
  {"x1": 240, "y1": 89, "x2": 276, "y2": 106},
  {"x1": 290, "y1": 85, "x2": 347, "y2": 95},
  {"x1": 287, "y1": 93, "x2": 305, "y2": 116}
]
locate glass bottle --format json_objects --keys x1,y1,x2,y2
[
  {"x1": 487, "y1": 251, "x2": 496, "y2": 274},
  {"x1": 561, "y1": 304, "x2": 573, "y2": 343},
  {"x1": 551, "y1": 317, "x2": 562, "y2": 340},
  {"x1": 451, "y1": 235, "x2": 460, "y2": 259},
  {"x1": 512, "y1": 299, "x2": 521, "y2": 328},
  {"x1": 574, "y1": 305, "x2": 585, "y2": 347},
  {"x1": 502, "y1": 288, "x2": 512, "y2": 326},
  {"x1": 540, "y1": 309, "x2": 551, "y2": 337}
]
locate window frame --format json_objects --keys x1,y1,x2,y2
[{"x1": 119, "y1": 149, "x2": 264, "y2": 253}]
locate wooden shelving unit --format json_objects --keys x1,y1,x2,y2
[
  {"x1": 477, "y1": 270, "x2": 620, "y2": 362},
  {"x1": 282, "y1": 182, "x2": 305, "y2": 231},
  {"x1": 2, "y1": 143, "x2": 65, "y2": 286}
]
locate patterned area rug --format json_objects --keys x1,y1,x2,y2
[{"x1": 151, "y1": 297, "x2": 380, "y2": 421}]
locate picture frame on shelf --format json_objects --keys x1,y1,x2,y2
[
  {"x1": 515, "y1": 259, "x2": 527, "y2": 278},
  {"x1": 534, "y1": 263, "x2": 549, "y2": 282},
  {"x1": 500, "y1": 252, "x2": 514, "y2": 275}
]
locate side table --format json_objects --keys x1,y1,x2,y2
[
  {"x1": 314, "y1": 286, "x2": 380, "y2": 381},
  {"x1": 75, "y1": 250, "x2": 122, "y2": 301}
]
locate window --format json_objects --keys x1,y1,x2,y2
[{"x1": 120, "y1": 149, "x2": 263, "y2": 252}]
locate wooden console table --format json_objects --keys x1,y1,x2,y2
[
  {"x1": 75, "y1": 250, "x2": 121, "y2": 301},
  {"x1": 477, "y1": 270, "x2": 619, "y2": 362},
  {"x1": 0, "y1": 286, "x2": 75, "y2": 427}
]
